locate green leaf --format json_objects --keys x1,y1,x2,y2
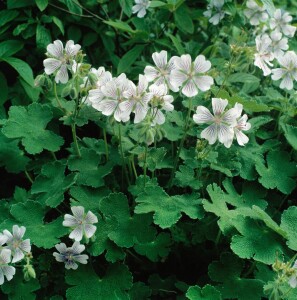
[
  {"x1": 52, "y1": 16, "x2": 65, "y2": 35},
  {"x1": 186, "y1": 285, "x2": 222, "y2": 300},
  {"x1": 256, "y1": 151, "x2": 297, "y2": 194},
  {"x1": 31, "y1": 161, "x2": 77, "y2": 207},
  {"x1": 166, "y1": 33, "x2": 185, "y2": 55},
  {"x1": 280, "y1": 206, "x2": 297, "y2": 251},
  {"x1": 129, "y1": 282, "x2": 152, "y2": 300},
  {"x1": 2, "y1": 103, "x2": 64, "y2": 154},
  {"x1": 19, "y1": 78, "x2": 41, "y2": 102},
  {"x1": 104, "y1": 20, "x2": 135, "y2": 33},
  {"x1": 150, "y1": 1, "x2": 166, "y2": 7},
  {"x1": 100, "y1": 193, "x2": 156, "y2": 247},
  {"x1": 209, "y1": 252, "x2": 264, "y2": 300},
  {"x1": 119, "y1": 0, "x2": 133, "y2": 17},
  {"x1": 7, "y1": 0, "x2": 35, "y2": 9},
  {"x1": 65, "y1": 0, "x2": 82, "y2": 15},
  {"x1": 66, "y1": 264, "x2": 133, "y2": 300},
  {"x1": 175, "y1": 165, "x2": 202, "y2": 190},
  {"x1": 35, "y1": 0, "x2": 48, "y2": 11},
  {"x1": 280, "y1": 121, "x2": 297, "y2": 150},
  {"x1": 134, "y1": 233, "x2": 172, "y2": 262},
  {"x1": 1, "y1": 57, "x2": 34, "y2": 86},
  {"x1": 10, "y1": 201, "x2": 68, "y2": 248},
  {"x1": 174, "y1": 4, "x2": 194, "y2": 34},
  {"x1": 0, "y1": 131, "x2": 30, "y2": 173},
  {"x1": 135, "y1": 186, "x2": 204, "y2": 229},
  {"x1": 0, "y1": 10, "x2": 19, "y2": 27},
  {"x1": 0, "y1": 40, "x2": 23, "y2": 57},
  {"x1": 117, "y1": 45, "x2": 145, "y2": 74},
  {"x1": 36, "y1": 24, "x2": 51, "y2": 50},
  {"x1": 228, "y1": 73, "x2": 260, "y2": 84}
]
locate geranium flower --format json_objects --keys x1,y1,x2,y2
[
  {"x1": 244, "y1": 0, "x2": 268, "y2": 26},
  {"x1": 254, "y1": 35, "x2": 274, "y2": 76},
  {"x1": 132, "y1": 0, "x2": 151, "y2": 18},
  {"x1": 120, "y1": 74, "x2": 152, "y2": 123},
  {"x1": 270, "y1": 9, "x2": 296, "y2": 38},
  {"x1": 43, "y1": 40, "x2": 81, "y2": 84},
  {"x1": 0, "y1": 249, "x2": 15, "y2": 285},
  {"x1": 224, "y1": 103, "x2": 251, "y2": 148},
  {"x1": 203, "y1": 0, "x2": 225, "y2": 25},
  {"x1": 3, "y1": 225, "x2": 31, "y2": 263},
  {"x1": 271, "y1": 51, "x2": 297, "y2": 90},
  {"x1": 193, "y1": 98, "x2": 237, "y2": 147},
  {"x1": 170, "y1": 54, "x2": 213, "y2": 97},
  {"x1": 91, "y1": 74, "x2": 131, "y2": 122},
  {"x1": 63, "y1": 206, "x2": 98, "y2": 242},
  {"x1": 269, "y1": 31, "x2": 288, "y2": 58},
  {"x1": 0, "y1": 234, "x2": 7, "y2": 246},
  {"x1": 144, "y1": 50, "x2": 178, "y2": 92},
  {"x1": 53, "y1": 242, "x2": 88, "y2": 270},
  {"x1": 148, "y1": 84, "x2": 174, "y2": 125}
]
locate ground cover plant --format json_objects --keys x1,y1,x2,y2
[{"x1": 0, "y1": 0, "x2": 297, "y2": 299}]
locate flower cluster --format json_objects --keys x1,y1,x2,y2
[
  {"x1": 203, "y1": 0, "x2": 226, "y2": 25},
  {"x1": 53, "y1": 206, "x2": 98, "y2": 270},
  {"x1": 132, "y1": 0, "x2": 151, "y2": 18},
  {"x1": 193, "y1": 98, "x2": 251, "y2": 148},
  {"x1": 0, "y1": 225, "x2": 31, "y2": 285},
  {"x1": 245, "y1": 1, "x2": 297, "y2": 89}
]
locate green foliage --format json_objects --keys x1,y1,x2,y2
[{"x1": 186, "y1": 285, "x2": 221, "y2": 300}]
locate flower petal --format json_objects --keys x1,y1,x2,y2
[
  {"x1": 212, "y1": 98, "x2": 228, "y2": 116},
  {"x1": 144, "y1": 66, "x2": 159, "y2": 82},
  {"x1": 11, "y1": 248, "x2": 24, "y2": 263},
  {"x1": 194, "y1": 55, "x2": 211, "y2": 73},
  {"x1": 175, "y1": 54, "x2": 192, "y2": 73},
  {"x1": 152, "y1": 50, "x2": 167, "y2": 69},
  {"x1": 194, "y1": 75, "x2": 214, "y2": 92},
  {"x1": 182, "y1": 80, "x2": 198, "y2": 97},
  {"x1": 69, "y1": 226, "x2": 83, "y2": 242},
  {"x1": 55, "y1": 64, "x2": 68, "y2": 84},
  {"x1": 71, "y1": 206, "x2": 85, "y2": 220},
  {"x1": 85, "y1": 211, "x2": 98, "y2": 224},
  {"x1": 43, "y1": 58, "x2": 62, "y2": 75},
  {"x1": 201, "y1": 124, "x2": 218, "y2": 144},
  {"x1": 193, "y1": 106, "x2": 214, "y2": 124},
  {"x1": 65, "y1": 40, "x2": 81, "y2": 56},
  {"x1": 47, "y1": 40, "x2": 64, "y2": 58},
  {"x1": 84, "y1": 224, "x2": 97, "y2": 239}
]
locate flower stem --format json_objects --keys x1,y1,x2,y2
[
  {"x1": 103, "y1": 128, "x2": 109, "y2": 161},
  {"x1": 131, "y1": 155, "x2": 138, "y2": 180},
  {"x1": 143, "y1": 143, "x2": 148, "y2": 188},
  {"x1": 25, "y1": 170, "x2": 33, "y2": 184},
  {"x1": 118, "y1": 123, "x2": 130, "y2": 187},
  {"x1": 167, "y1": 98, "x2": 192, "y2": 189},
  {"x1": 71, "y1": 123, "x2": 81, "y2": 157},
  {"x1": 53, "y1": 82, "x2": 64, "y2": 111}
]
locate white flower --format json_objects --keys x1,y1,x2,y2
[
  {"x1": 271, "y1": 51, "x2": 297, "y2": 90},
  {"x1": 270, "y1": 9, "x2": 296, "y2": 38},
  {"x1": 144, "y1": 50, "x2": 177, "y2": 92},
  {"x1": 193, "y1": 98, "x2": 237, "y2": 147},
  {"x1": 63, "y1": 206, "x2": 98, "y2": 242},
  {"x1": 3, "y1": 225, "x2": 31, "y2": 263},
  {"x1": 224, "y1": 103, "x2": 251, "y2": 148},
  {"x1": 254, "y1": 35, "x2": 274, "y2": 76},
  {"x1": 0, "y1": 249, "x2": 15, "y2": 285},
  {"x1": 170, "y1": 54, "x2": 213, "y2": 97},
  {"x1": 132, "y1": 0, "x2": 151, "y2": 18},
  {"x1": 91, "y1": 74, "x2": 131, "y2": 122},
  {"x1": 120, "y1": 74, "x2": 152, "y2": 123},
  {"x1": 203, "y1": 0, "x2": 225, "y2": 25},
  {"x1": 53, "y1": 242, "x2": 88, "y2": 270},
  {"x1": 244, "y1": 0, "x2": 268, "y2": 26},
  {"x1": 269, "y1": 31, "x2": 288, "y2": 58},
  {"x1": 148, "y1": 84, "x2": 174, "y2": 125},
  {"x1": 43, "y1": 40, "x2": 81, "y2": 84},
  {"x1": 289, "y1": 261, "x2": 297, "y2": 288},
  {"x1": 0, "y1": 233, "x2": 8, "y2": 246}
]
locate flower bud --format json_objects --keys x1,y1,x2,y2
[
  {"x1": 69, "y1": 87, "x2": 78, "y2": 100},
  {"x1": 61, "y1": 84, "x2": 72, "y2": 97},
  {"x1": 44, "y1": 77, "x2": 52, "y2": 91},
  {"x1": 34, "y1": 75, "x2": 45, "y2": 87},
  {"x1": 88, "y1": 73, "x2": 98, "y2": 86},
  {"x1": 23, "y1": 264, "x2": 36, "y2": 281}
]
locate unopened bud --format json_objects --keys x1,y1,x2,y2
[
  {"x1": 69, "y1": 87, "x2": 78, "y2": 99},
  {"x1": 23, "y1": 264, "x2": 36, "y2": 281},
  {"x1": 34, "y1": 75, "x2": 45, "y2": 87},
  {"x1": 88, "y1": 73, "x2": 98, "y2": 86}
]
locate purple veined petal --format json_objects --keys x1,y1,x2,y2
[
  {"x1": 3, "y1": 230, "x2": 13, "y2": 241},
  {"x1": 209, "y1": 13, "x2": 224, "y2": 25},
  {"x1": 138, "y1": 74, "x2": 148, "y2": 94},
  {"x1": 71, "y1": 242, "x2": 85, "y2": 255},
  {"x1": 222, "y1": 108, "x2": 238, "y2": 126},
  {"x1": 19, "y1": 239, "x2": 31, "y2": 253},
  {"x1": 271, "y1": 68, "x2": 286, "y2": 81},
  {"x1": 83, "y1": 224, "x2": 97, "y2": 239},
  {"x1": 69, "y1": 226, "x2": 83, "y2": 242},
  {"x1": 289, "y1": 276, "x2": 297, "y2": 288},
  {"x1": 163, "y1": 96, "x2": 174, "y2": 111},
  {"x1": 142, "y1": 93, "x2": 153, "y2": 105},
  {"x1": 11, "y1": 248, "x2": 24, "y2": 263},
  {"x1": 235, "y1": 129, "x2": 249, "y2": 146},
  {"x1": 55, "y1": 64, "x2": 69, "y2": 84},
  {"x1": 283, "y1": 24, "x2": 296, "y2": 37},
  {"x1": 55, "y1": 243, "x2": 67, "y2": 253},
  {"x1": 53, "y1": 252, "x2": 65, "y2": 262},
  {"x1": 0, "y1": 249, "x2": 11, "y2": 264},
  {"x1": 233, "y1": 103, "x2": 243, "y2": 118},
  {"x1": 85, "y1": 211, "x2": 98, "y2": 224},
  {"x1": 201, "y1": 124, "x2": 218, "y2": 144},
  {"x1": 194, "y1": 55, "x2": 211, "y2": 73},
  {"x1": 0, "y1": 271, "x2": 4, "y2": 285},
  {"x1": 153, "y1": 110, "x2": 165, "y2": 125},
  {"x1": 134, "y1": 103, "x2": 148, "y2": 123},
  {"x1": 0, "y1": 234, "x2": 8, "y2": 246},
  {"x1": 212, "y1": 98, "x2": 228, "y2": 116},
  {"x1": 223, "y1": 137, "x2": 233, "y2": 148},
  {"x1": 74, "y1": 254, "x2": 88, "y2": 264},
  {"x1": 43, "y1": 58, "x2": 62, "y2": 75},
  {"x1": 144, "y1": 66, "x2": 159, "y2": 82},
  {"x1": 152, "y1": 50, "x2": 167, "y2": 69},
  {"x1": 12, "y1": 225, "x2": 25, "y2": 240},
  {"x1": 193, "y1": 106, "x2": 214, "y2": 124},
  {"x1": 65, "y1": 40, "x2": 81, "y2": 56},
  {"x1": 63, "y1": 215, "x2": 79, "y2": 227},
  {"x1": 47, "y1": 40, "x2": 64, "y2": 58},
  {"x1": 137, "y1": 7, "x2": 147, "y2": 18},
  {"x1": 65, "y1": 260, "x2": 78, "y2": 270},
  {"x1": 2, "y1": 266, "x2": 15, "y2": 281},
  {"x1": 100, "y1": 100, "x2": 117, "y2": 116},
  {"x1": 149, "y1": 84, "x2": 166, "y2": 97},
  {"x1": 71, "y1": 206, "x2": 85, "y2": 220},
  {"x1": 280, "y1": 74, "x2": 294, "y2": 90},
  {"x1": 123, "y1": 81, "x2": 137, "y2": 99},
  {"x1": 194, "y1": 75, "x2": 214, "y2": 92},
  {"x1": 119, "y1": 99, "x2": 135, "y2": 116},
  {"x1": 181, "y1": 80, "x2": 198, "y2": 97},
  {"x1": 218, "y1": 124, "x2": 234, "y2": 144},
  {"x1": 175, "y1": 54, "x2": 192, "y2": 73},
  {"x1": 101, "y1": 81, "x2": 118, "y2": 99},
  {"x1": 170, "y1": 69, "x2": 187, "y2": 88},
  {"x1": 113, "y1": 105, "x2": 125, "y2": 122},
  {"x1": 132, "y1": 4, "x2": 142, "y2": 14}
]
